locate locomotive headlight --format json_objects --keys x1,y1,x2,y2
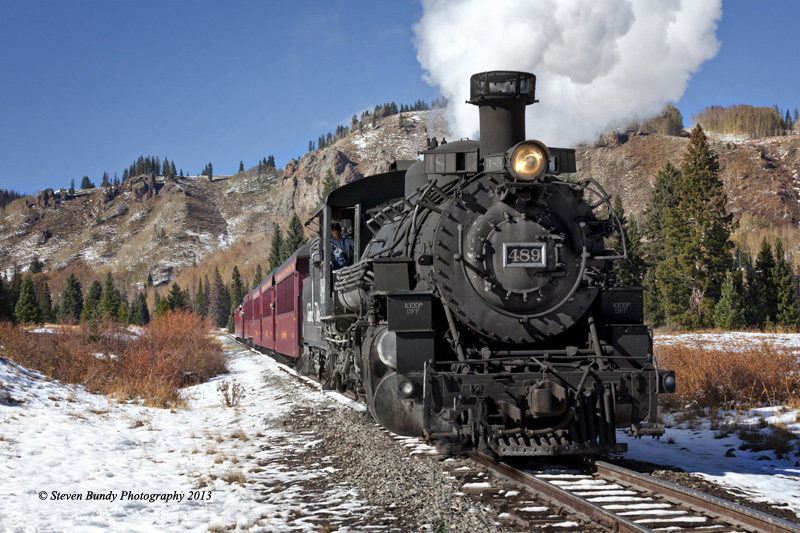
[
  {"x1": 508, "y1": 140, "x2": 550, "y2": 180},
  {"x1": 376, "y1": 328, "x2": 397, "y2": 369}
]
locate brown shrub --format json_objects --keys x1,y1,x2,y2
[
  {"x1": 656, "y1": 340, "x2": 800, "y2": 409},
  {"x1": 0, "y1": 312, "x2": 226, "y2": 407}
]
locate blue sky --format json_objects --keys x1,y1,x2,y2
[{"x1": 0, "y1": 0, "x2": 798, "y2": 194}]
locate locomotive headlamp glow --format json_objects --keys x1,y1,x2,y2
[{"x1": 508, "y1": 140, "x2": 549, "y2": 180}]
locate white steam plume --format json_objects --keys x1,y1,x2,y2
[{"x1": 414, "y1": 0, "x2": 722, "y2": 147}]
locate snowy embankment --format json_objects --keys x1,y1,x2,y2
[
  {"x1": 616, "y1": 332, "x2": 800, "y2": 518},
  {"x1": 0, "y1": 335, "x2": 363, "y2": 533}
]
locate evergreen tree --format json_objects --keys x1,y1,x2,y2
[
  {"x1": 122, "y1": 169, "x2": 129, "y2": 181},
  {"x1": 5, "y1": 269, "x2": 22, "y2": 321},
  {"x1": 253, "y1": 264, "x2": 263, "y2": 287},
  {"x1": 69, "y1": 179, "x2": 75, "y2": 195},
  {"x1": 282, "y1": 213, "x2": 306, "y2": 261},
  {"x1": 98, "y1": 272, "x2": 122, "y2": 320},
  {"x1": 170, "y1": 161, "x2": 176, "y2": 177},
  {"x1": 773, "y1": 238, "x2": 799, "y2": 329},
  {"x1": 155, "y1": 295, "x2": 170, "y2": 317},
  {"x1": 58, "y1": 273, "x2": 83, "y2": 323},
  {"x1": 162, "y1": 158, "x2": 170, "y2": 176},
  {"x1": 607, "y1": 197, "x2": 646, "y2": 287},
  {"x1": 29, "y1": 256, "x2": 44, "y2": 274},
  {"x1": 137, "y1": 293, "x2": 151, "y2": 324},
  {"x1": 167, "y1": 282, "x2": 186, "y2": 310},
  {"x1": 267, "y1": 155, "x2": 275, "y2": 168},
  {"x1": 80, "y1": 176, "x2": 94, "y2": 189},
  {"x1": 230, "y1": 266, "x2": 244, "y2": 313},
  {"x1": 642, "y1": 162, "x2": 680, "y2": 264},
  {"x1": 208, "y1": 268, "x2": 230, "y2": 328},
  {"x1": 753, "y1": 237, "x2": 778, "y2": 327},
  {"x1": 206, "y1": 162, "x2": 213, "y2": 181},
  {"x1": 713, "y1": 270, "x2": 746, "y2": 329},
  {"x1": 239, "y1": 161, "x2": 244, "y2": 173},
  {"x1": 0, "y1": 277, "x2": 8, "y2": 322},
  {"x1": 269, "y1": 226, "x2": 284, "y2": 271},
  {"x1": 146, "y1": 272, "x2": 153, "y2": 287},
  {"x1": 101, "y1": 172, "x2": 110, "y2": 187},
  {"x1": 195, "y1": 278, "x2": 208, "y2": 317},
  {"x1": 14, "y1": 275, "x2": 41, "y2": 324},
  {"x1": 37, "y1": 282, "x2": 54, "y2": 323},
  {"x1": 321, "y1": 169, "x2": 339, "y2": 199},
  {"x1": 663, "y1": 125, "x2": 733, "y2": 327},
  {"x1": 227, "y1": 313, "x2": 235, "y2": 333},
  {"x1": 81, "y1": 280, "x2": 103, "y2": 322}
]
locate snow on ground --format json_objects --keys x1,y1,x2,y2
[
  {"x1": 2, "y1": 330, "x2": 800, "y2": 530},
  {"x1": 657, "y1": 330, "x2": 800, "y2": 352},
  {"x1": 618, "y1": 332, "x2": 800, "y2": 517},
  {"x1": 0, "y1": 335, "x2": 366, "y2": 532}
]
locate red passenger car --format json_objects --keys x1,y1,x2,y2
[{"x1": 236, "y1": 245, "x2": 309, "y2": 361}]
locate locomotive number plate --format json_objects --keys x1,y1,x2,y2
[{"x1": 503, "y1": 243, "x2": 546, "y2": 267}]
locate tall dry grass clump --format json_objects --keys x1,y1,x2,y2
[
  {"x1": 656, "y1": 341, "x2": 800, "y2": 409},
  {"x1": 0, "y1": 311, "x2": 225, "y2": 407}
]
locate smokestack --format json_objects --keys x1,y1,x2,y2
[{"x1": 468, "y1": 71, "x2": 536, "y2": 157}]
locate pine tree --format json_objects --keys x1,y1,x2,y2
[
  {"x1": 101, "y1": 172, "x2": 110, "y2": 188},
  {"x1": 321, "y1": 169, "x2": 339, "y2": 199},
  {"x1": 239, "y1": 161, "x2": 244, "y2": 173},
  {"x1": 195, "y1": 278, "x2": 207, "y2": 317},
  {"x1": 642, "y1": 162, "x2": 680, "y2": 265},
  {"x1": 81, "y1": 280, "x2": 103, "y2": 322},
  {"x1": 37, "y1": 282, "x2": 54, "y2": 323},
  {"x1": 753, "y1": 238, "x2": 778, "y2": 327},
  {"x1": 98, "y1": 272, "x2": 122, "y2": 320},
  {"x1": 773, "y1": 238, "x2": 799, "y2": 329},
  {"x1": 230, "y1": 266, "x2": 244, "y2": 313},
  {"x1": 167, "y1": 282, "x2": 186, "y2": 310},
  {"x1": 282, "y1": 213, "x2": 306, "y2": 261},
  {"x1": 58, "y1": 273, "x2": 83, "y2": 323},
  {"x1": 81, "y1": 177, "x2": 94, "y2": 189},
  {"x1": 713, "y1": 270, "x2": 746, "y2": 329},
  {"x1": 69, "y1": 179, "x2": 75, "y2": 195},
  {"x1": 138, "y1": 293, "x2": 150, "y2": 324},
  {"x1": 267, "y1": 155, "x2": 275, "y2": 168},
  {"x1": 9, "y1": 269, "x2": 22, "y2": 316},
  {"x1": 208, "y1": 268, "x2": 230, "y2": 328},
  {"x1": 14, "y1": 275, "x2": 41, "y2": 324},
  {"x1": 147, "y1": 272, "x2": 153, "y2": 287},
  {"x1": 207, "y1": 162, "x2": 213, "y2": 181},
  {"x1": 155, "y1": 295, "x2": 170, "y2": 317},
  {"x1": 29, "y1": 256, "x2": 44, "y2": 274},
  {"x1": 269, "y1": 226, "x2": 284, "y2": 271},
  {"x1": 0, "y1": 277, "x2": 8, "y2": 322},
  {"x1": 664, "y1": 125, "x2": 733, "y2": 327},
  {"x1": 253, "y1": 264, "x2": 263, "y2": 287}
]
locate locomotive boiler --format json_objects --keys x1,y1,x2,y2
[{"x1": 237, "y1": 71, "x2": 674, "y2": 457}]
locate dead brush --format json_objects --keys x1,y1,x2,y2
[
  {"x1": 217, "y1": 380, "x2": 246, "y2": 407},
  {"x1": 0, "y1": 312, "x2": 226, "y2": 408},
  {"x1": 655, "y1": 340, "x2": 800, "y2": 410}
]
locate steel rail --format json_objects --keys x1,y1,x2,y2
[
  {"x1": 468, "y1": 452, "x2": 652, "y2": 533},
  {"x1": 592, "y1": 460, "x2": 800, "y2": 533}
]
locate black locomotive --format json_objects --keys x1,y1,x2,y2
[{"x1": 265, "y1": 71, "x2": 674, "y2": 456}]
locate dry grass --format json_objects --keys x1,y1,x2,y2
[
  {"x1": 656, "y1": 340, "x2": 800, "y2": 409},
  {"x1": 0, "y1": 311, "x2": 225, "y2": 407}
]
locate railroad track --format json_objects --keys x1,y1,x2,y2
[{"x1": 470, "y1": 452, "x2": 800, "y2": 533}]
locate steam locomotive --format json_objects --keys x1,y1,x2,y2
[{"x1": 235, "y1": 71, "x2": 675, "y2": 456}]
